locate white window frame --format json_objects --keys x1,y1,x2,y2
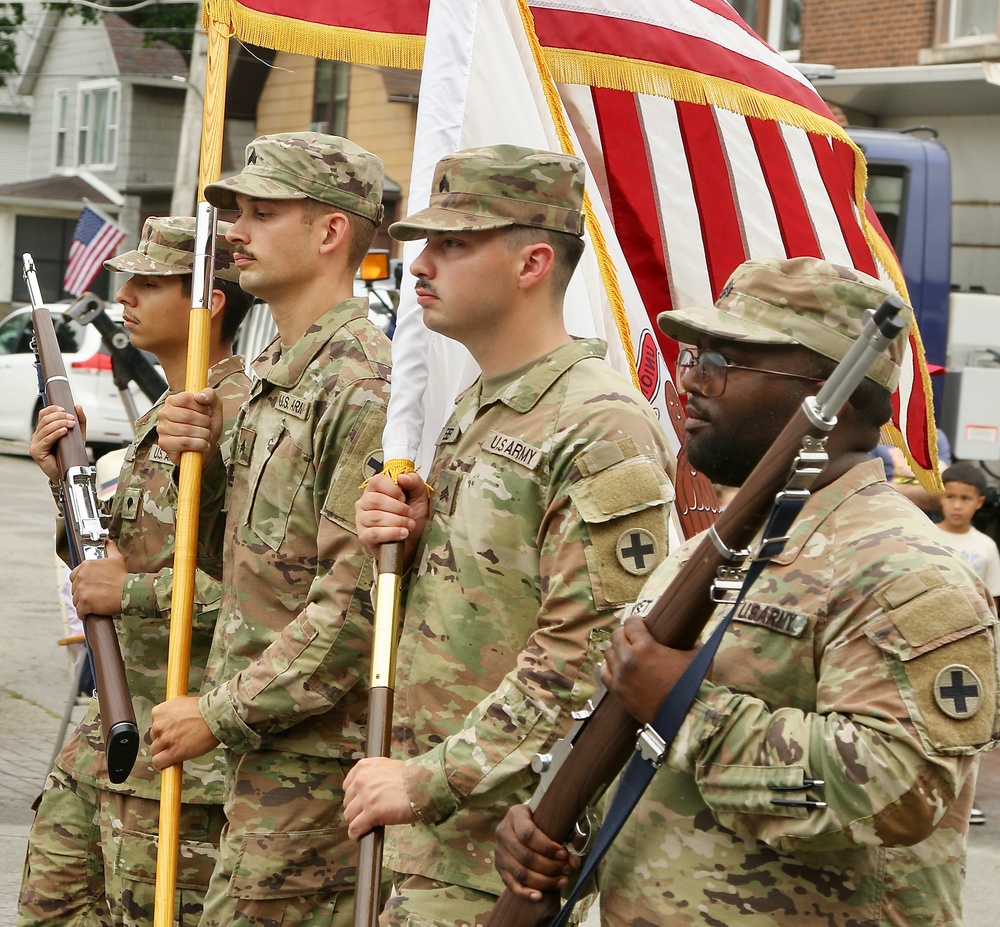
[
  {"x1": 52, "y1": 88, "x2": 69, "y2": 170},
  {"x1": 727, "y1": 0, "x2": 801, "y2": 59},
  {"x1": 766, "y1": 0, "x2": 802, "y2": 59},
  {"x1": 77, "y1": 79, "x2": 120, "y2": 170},
  {"x1": 946, "y1": 0, "x2": 1000, "y2": 43}
]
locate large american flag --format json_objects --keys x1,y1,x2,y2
[
  {"x1": 202, "y1": 0, "x2": 938, "y2": 492},
  {"x1": 62, "y1": 205, "x2": 126, "y2": 297}
]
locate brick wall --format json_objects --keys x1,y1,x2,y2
[{"x1": 800, "y1": 0, "x2": 936, "y2": 68}]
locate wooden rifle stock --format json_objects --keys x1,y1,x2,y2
[
  {"x1": 25, "y1": 255, "x2": 139, "y2": 783},
  {"x1": 355, "y1": 541, "x2": 406, "y2": 927},
  {"x1": 486, "y1": 292, "x2": 907, "y2": 927}
]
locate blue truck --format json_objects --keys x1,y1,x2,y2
[{"x1": 849, "y1": 125, "x2": 1000, "y2": 469}]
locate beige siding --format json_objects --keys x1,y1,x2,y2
[
  {"x1": 255, "y1": 52, "x2": 315, "y2": 134},
  {"x1": 344, "y1": 65, "x2": 417, "y2": 234}
]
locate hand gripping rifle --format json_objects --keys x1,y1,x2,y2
[
  {"x1": 23, "y1": 253, "x2": 139, "y2": 784},
  {"x1": 484, "y1": 296, "x2": 908, "y2": 927},
  {"x1": 355, "y1": 541, "x2": 406, "y2": 927}
]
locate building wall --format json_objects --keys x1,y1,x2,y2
[
  {"x1": 121, "y1": 84, "x2": 185, "y2": 190},
  {"x1": 344, "y1": 65, "x2": 417, "y2": 222},
  {"x1": 0, "y1": 114, "x2": 30, "y2": 184},
  {"x1": 27, "y1": 13, "x2": 118, "y2": 179},
  {"x1": 255, "y1": 52, "x2": 314, "y2": 133},
  {"x1": 800, "y1": 0, "x2": 936, "y2": 68}
]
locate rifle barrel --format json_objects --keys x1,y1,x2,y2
[{"x1": 24, "y1": 254, "x2": 139, "y2": 784}]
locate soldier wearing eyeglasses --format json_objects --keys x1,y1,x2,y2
[{"x1": 496, "y1": 256, "x2": 1000, "y2": 927}]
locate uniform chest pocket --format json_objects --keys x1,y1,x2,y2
[{"x1": 246, "y1": 425, "x2": 312, "y2": 551}]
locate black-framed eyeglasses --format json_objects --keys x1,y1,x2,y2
[{"x1": 676, "y1": 347, "x2": 826, "y2": 398}]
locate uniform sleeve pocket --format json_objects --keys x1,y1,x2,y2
[
  {"x1": 866, "y1": 579, "x2": 998, "y2": 754},
  {"x1": 321, "y1": 400, "x2": 386, "y2": 531},
  {"x1": 568, "y1": 458, "x2": 674, "y2": 608}
]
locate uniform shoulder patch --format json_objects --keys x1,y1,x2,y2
[
  {"x1": 616, "y1": 528, "x2": 660, "y2": 575},
  {"x1": 934, "y1": 664, "x2": 984, "y2": 720}
]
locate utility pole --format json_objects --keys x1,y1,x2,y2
[{"x1": 170, "y1": 19, "x2": 208, "y2": 216}]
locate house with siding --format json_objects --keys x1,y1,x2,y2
[{"x1": 0, "y1": 8, "x2": 256, "y2": 310}]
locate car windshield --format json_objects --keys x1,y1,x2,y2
[
  {"x1": 54, "y1": 315, "x2": 86, "y2": 353},
  {"x1": 0, "y1": 310, "x2": 87, "y2": 356}
]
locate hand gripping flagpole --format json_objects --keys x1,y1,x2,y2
[
  {"x1": 153, "y1": 9, "x2": 231, "y2": 926},
  {"x1": 354, "y1": 541, "x2": 406, "y2": 927}
]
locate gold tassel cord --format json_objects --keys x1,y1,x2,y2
[{"x1": 381, "y1": 457, "x2": 418, "y2": 483}]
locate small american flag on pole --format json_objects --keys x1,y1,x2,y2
[{"x1": 62, "y1": 204, "x2": 126, "y2": 296}]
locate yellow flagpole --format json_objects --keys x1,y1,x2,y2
[{"x1": 153, "y1": 5, "x2": 231, "y2": 924}]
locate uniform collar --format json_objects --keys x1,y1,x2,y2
[
  {"x1": 207, "y1": 353, "x2": 247, "y2": 387},
  {"x1": 138, "y1": 354, "x2": 246, "y2": 435},
  {"x1": 472, "y1": 338, "x2": 608, "y2": 414},
  {"x1": 255, "y1": 298, "x2": 369, "y2": 389}
]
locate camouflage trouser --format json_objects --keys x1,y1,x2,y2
[
  {"x1": 200, "y1": 750, "x2": 359, "y2": 927},
  {"x1": 18, "y1": 764, "x2": 223, "y2": 927},
  {"x1": 379, "y1": 876, "x2": 497, "y2": 927},
  {"x1": 18, "y1": 767, "x2": 110, "y2": 927},
  {"x1": 97, "y1": 788, "x2": 223, "y2": 927}
]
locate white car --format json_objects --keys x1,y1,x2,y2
[{"x1": 0, "y1": 302, "x2": 159, "y2": 456}]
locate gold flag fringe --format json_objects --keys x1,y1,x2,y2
[
  {"x1": 204, "y1": 0, "x2": 424, "y2": 69},
  {"x1": 382, "y1": 458, "x2": 417, "y2": 482}
]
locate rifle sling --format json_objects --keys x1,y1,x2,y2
[{"x1": 549, "y1": 488, "x2": 809, "y2": 927}]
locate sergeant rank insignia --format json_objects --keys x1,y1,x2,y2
[{"x1": 933, "y1": 664, "x2": 982, "y2": 719}]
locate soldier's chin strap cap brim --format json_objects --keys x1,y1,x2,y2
[{"x1": 389, "y1": 207, "x2": 515, "y2": 241}]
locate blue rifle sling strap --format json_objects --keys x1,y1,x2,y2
[{"x1": 549, "y1": 487, "x2": 811, "y2": 927}]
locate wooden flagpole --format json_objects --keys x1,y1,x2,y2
[{"x1": 152, "y1": 5, "x2": 231, "y2": 924}]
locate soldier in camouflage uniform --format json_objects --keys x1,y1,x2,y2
[
  {"x1": 148, "y1": 133, "x2": 392, "y2": 927},
  {"x1": 496, "y1": 256, "x2": 1000, "y2": 926},
  {"x1": 20, "y1": 216, "x2": 254, "y2": 927},
  {"x1": 344, "y1": 145, "x2": 676, "y2": 927}
]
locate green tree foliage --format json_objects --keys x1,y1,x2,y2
[{"x1": 0, "y1": 4, "x2": 24, "y2": 87}]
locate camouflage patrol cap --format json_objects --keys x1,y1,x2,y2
[
  {"x1": 203, "y1": 132, "x2": 385, "y2": 223},
  {"x1": 389, "y1": 145, "x2": 585, "y2": 240},
  {"x1": 657, "y1": 256, "x2": 913, "y2": 390},
  {"x1": 104, "y1": 216, "x2": 241, "y2": 283}
]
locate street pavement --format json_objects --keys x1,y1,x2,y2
[{"x1": 2, "y1": 444, "x2": 1000, "y2": 925}]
